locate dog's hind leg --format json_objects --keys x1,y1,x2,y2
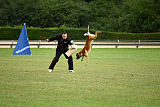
[{"x1": 91, "y1": 31, "x2": 102, "y2": 40}]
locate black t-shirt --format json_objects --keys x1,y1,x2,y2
[{"x1": 49, "y1": 34, "x2": 74, "y2": 51}]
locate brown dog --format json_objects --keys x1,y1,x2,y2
[{"x1": 76, "y1": 31, "x2": 101, "y2": 63}]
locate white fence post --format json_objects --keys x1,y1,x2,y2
[
  {"x1": 139, "y1": 40, "x2": 140, "y2": 44},
  {"x1": 38, "y1": 40, "x2": 41, "y2": 48},
  {"x1": 11, "y1": 40, "x2": 14, "y2": 48},
  {"x1": 118, "y1": 39, "x2": 119, "y2": 43}
]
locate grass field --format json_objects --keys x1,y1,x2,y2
[{"x1": 0, "y1": 48, "x2": 160, "y2": 107}]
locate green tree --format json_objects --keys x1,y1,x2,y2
[
  {"x1": 0, "y1": 0, "x2": 160, "y2": 32},
  {"x1": 88, "y1": 0, "x2": 115, "y2": 30}
]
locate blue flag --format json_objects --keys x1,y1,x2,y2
[{"x1": 13, "y1": 23, "x2": 31, "y2": 55}]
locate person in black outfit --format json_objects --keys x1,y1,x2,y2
[{"x1": 46, "y1": 32, "x2": 75, "y2": 72}]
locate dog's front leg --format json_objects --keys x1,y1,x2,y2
[
  {"x1": 81, "y1": 55, "x2": 84, "y2": 61},
  {"x1": 85, "y1": 53, "x2": 88, "y2": 63},
  {"x1": 84, "y1": 55, "x2": 88, "y2": 66},
  {"x1": 86, "y1": 55, "x2": 88, "y2": 63},
  {"x1": 84, "y1": 50, "x2": 88, "y2": 63}
]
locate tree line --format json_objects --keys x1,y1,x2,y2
[{"x1": 0, "y1": 0, "x2": 160, "y2": 33}]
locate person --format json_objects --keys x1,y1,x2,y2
[{"x1": 46, "y1": 32, "x2": 76, "y2": 72}]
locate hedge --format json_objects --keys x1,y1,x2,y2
[{"x1": 0, "y1": 26, "x2": 160, "y2": 40}]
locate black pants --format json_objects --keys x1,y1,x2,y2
[{"x1": 49, "y1": 49, "x2": 73, "y2": 70}]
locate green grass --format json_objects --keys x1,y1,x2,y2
[{"x1": 0, "y1": 48, "x2": 160, "y2": 107}]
